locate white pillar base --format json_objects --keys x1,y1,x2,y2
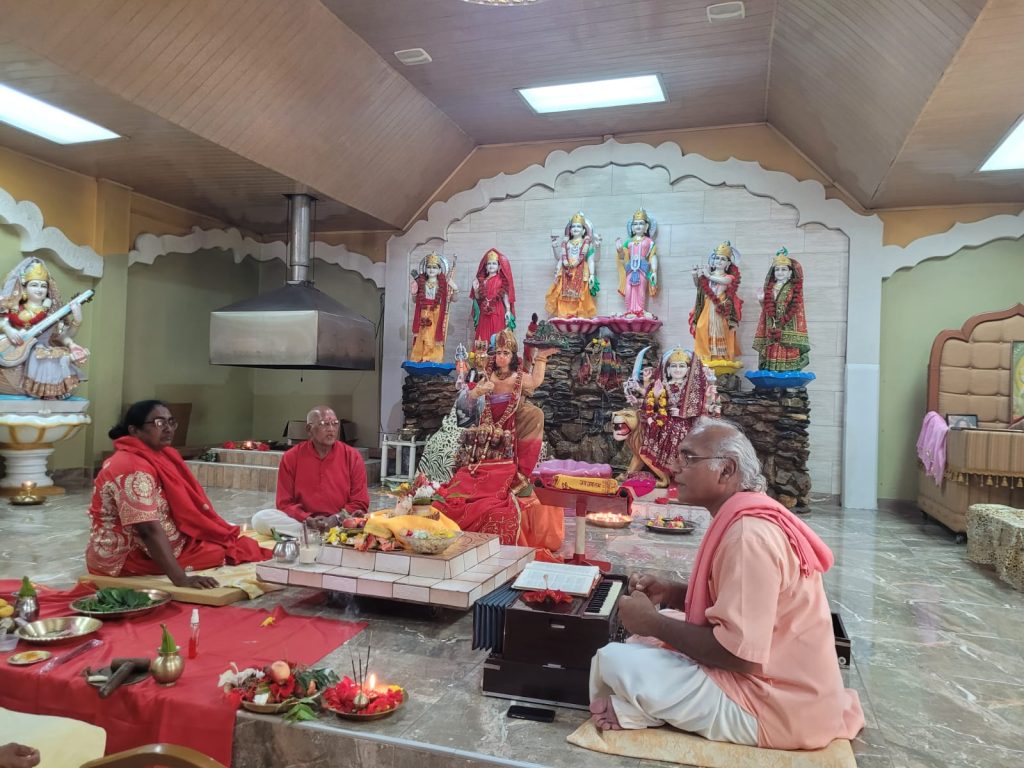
[{"x1": 0, "y1": 446, "x2": 56, "y2": 490}]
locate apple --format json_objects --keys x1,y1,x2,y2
[{"x1": 268, "y1": 660, "x2": 291, "y2": 684}]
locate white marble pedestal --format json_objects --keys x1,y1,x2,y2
[{"x1": 0, "y1": 396, "x2": 90, "y2": 496}]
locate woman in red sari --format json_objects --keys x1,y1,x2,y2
[{"x1": 86, "y1": 400, "x2": 270, "y2": 588}]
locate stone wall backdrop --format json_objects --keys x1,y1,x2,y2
[
  {"x1": 407, "y1": 165, "x2": 849, "y2": 497},
  {"x1": 721, "y1": 388, "x2": 812, "y2": 513},
  {"x1": 531, "y1": 331, "x2": 659, "y2": 468}
]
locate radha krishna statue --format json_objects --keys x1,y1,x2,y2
[
  {"x1": 0, "y1": 258, "x2": 89, "y2": 398},
  {"x1": 546, "y1": 212, "x2": 599, "y2": 318},
  {"x1": 690, "y1": 241, "x2": 743, "y2": 375}
]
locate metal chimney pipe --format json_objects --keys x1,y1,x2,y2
[{"x1": 286, "y1": 193, "x2": 315, "y2": 284}]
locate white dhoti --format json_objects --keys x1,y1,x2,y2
[
  {"x1": 590, "y1": 640, "x2": 759, "y2": 746},
  {"x1": 250, "y1": 508, "x2": 303, "y2": 539}
]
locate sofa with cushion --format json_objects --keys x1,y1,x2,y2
[{"x1": 918, "y1": 305, "x2": 1024, "y2": 535}]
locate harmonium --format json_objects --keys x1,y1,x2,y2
[{"x1": 473, "y1": 574, "x2": 628, "y2": 709}]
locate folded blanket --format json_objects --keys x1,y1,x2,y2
[{"x1": 567, "y1": 719, "x2": 856, "y2": 768}]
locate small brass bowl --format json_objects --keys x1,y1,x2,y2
[{"x1": 15, "y1": 616, "x2": 103, "y2": 644}]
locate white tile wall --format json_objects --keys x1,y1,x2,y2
[{"x1": 409, "y1": 173, "x2": 850, "y2": 495}]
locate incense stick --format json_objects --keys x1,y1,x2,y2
[{"x1": 364, "y1": 631, "x2": 372, "y2": 687}]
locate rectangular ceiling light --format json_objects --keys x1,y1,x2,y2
[
  {"x1": 518, "y1": 75, "x2": 665, "y2": 114},
  {"x1": 0, "y1": 83, "x2": 120, "y2": 144},
  {"x1": 979, "y1": 115, "x2": 1024, "y2": 172}
]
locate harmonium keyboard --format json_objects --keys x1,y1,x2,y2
[{"x1": 473, "y1": 574, "x2": 628, "y2": 709}]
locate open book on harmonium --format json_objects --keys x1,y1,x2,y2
[
  {"x1": 477, "y1": 565, "x2": 628, "y2": 709},
  {"x1": 510, "y1": 561, "x2": 602, "y2": 597}
]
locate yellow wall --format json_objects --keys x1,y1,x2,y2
[
  {"x1": 251, "y1": 260, "x2": 382, "y2": 447},
  {"x1": 878, "y1": 238, "x2": 1024, "y2": 500},
  {"x1": 123, "y1": 250, "x2": 258, "y2": 447}
]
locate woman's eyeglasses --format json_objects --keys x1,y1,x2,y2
[{"x1": 143, "y1": 417, "x2": 178, "y2": 430}]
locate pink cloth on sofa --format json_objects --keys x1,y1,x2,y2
[{"x1": 917, "y1": 411, "x2": 948, "y2": 485}]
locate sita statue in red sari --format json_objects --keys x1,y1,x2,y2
[
  {"x1": 408, "y1": 251, "x2": 457, "y2": 363},
  {"x1": 470, "y1": 249, "x2": 516, "y2": 343}
]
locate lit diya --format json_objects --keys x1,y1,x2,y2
[
  {"x1": 323, "y1": 636, "x2": 405, "y2": 720},
  {"x1": 585, "y1": 512, "x2": 632, "y2": 529}
]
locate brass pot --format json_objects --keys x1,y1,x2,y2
[{"x1": 150, "y1": 649, "x2": 184, "y2": 685}]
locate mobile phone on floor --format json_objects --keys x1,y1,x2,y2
[{"x1": 507, "y1": 704, "x2": 556, "y2": 723}]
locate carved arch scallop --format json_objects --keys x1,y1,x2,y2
[
  {"x1": 129, "y1": 226, "x2": 385, "y2": 288},
  {"x1": 0, "y1": 187, "x2": 104, "y2": 278}
]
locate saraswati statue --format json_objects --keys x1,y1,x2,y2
[
  {"x1": 546, "y1": 212, "x2": 599, "y2": 318},
  {"x1": 408, "y1": 251, "x2": 458, "y2": 363},
  {"x1": 0, "y1": 258, "x2": 92, "y2": 398}
]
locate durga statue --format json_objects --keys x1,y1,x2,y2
[
  {"x1": 614, "y1": 209, "x2": 658, "y2": 318},
  {"x1": 0, "y1": 257, "x2": 90, "y2": 398},
  {"x1": 408, "y1": 251, "x2": 458, "y2": 363},
  {"x1": 470, "y1": 249, "x2": 516, "y2": 343},
  {"x1": 546, "y1": 211, "x2": 599, "y2": 318},
  {"x1": 619, "y1": 346, "x2": 720, "y2": 487}
]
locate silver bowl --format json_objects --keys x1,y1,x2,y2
[
  {"x1": 15, "y1": 616, "x2": 103, "y2": 644},
  {"x1": 69, "y1": 589, "x2": 172, "y2": 619}
]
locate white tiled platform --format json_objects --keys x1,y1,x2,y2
[{"x1": 256, "y1": 532, "x2": 535, "y2": 609}]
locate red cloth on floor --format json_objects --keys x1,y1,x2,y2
[{"x1": 0, "y1": 580, "x2": 365, "y2": 764}]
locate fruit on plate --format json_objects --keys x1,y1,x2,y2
[
  {"x1": 341, "y1": 516, "x2": 365, "y2": 529},
  {"x1": 651, "y1": 515, "x2": 690, "y2": 529}
]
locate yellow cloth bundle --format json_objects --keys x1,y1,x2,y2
[{"x1": 364, "y1": 512, "x2": 460, "y2": 539}]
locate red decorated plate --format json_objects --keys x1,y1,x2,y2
[{"x1": 325, "y1": 695, "x2": 405, "y2": 721}]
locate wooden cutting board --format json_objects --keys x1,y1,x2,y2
[{"x1": 79, "y1": 574, "x2": 284, "y2": 606}]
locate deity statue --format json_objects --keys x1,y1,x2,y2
[
  {"x1": 408, "y1": 251, "x2": 458, "y2": 363},
  {"x1": 615, "y1": 209, "x2": 658, "y2": 317},
  {"x1": 470, "y1": 249, "x2": 516, "y2": 343},
  {"x1": 454, "y1": 343, "x2": 470, "y2": 390},
  {"x1": 619, "y1": 346, "x2": 719, "y2": 487},
  {"x1": 753, "y1": 248, "x2": 810, "y2": 371},
  {"x1": 546, "y1": 212, "x2": 599, "y2": 318},
  {"x1": 690, "y1": 241, "x2": 743, "y2": 367},
  {"x1": 0, "y1": 258, "x2": 90, "y2": 399},
  {"x1": 457, "y1": 329, "x2": 555, "y2": 494}
]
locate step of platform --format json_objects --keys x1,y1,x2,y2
[
  {"x1": 186, "y1": 449, "x2": 380, "y2": 492},
  {"x1": 186, "y1": 460, "x2": 278, "y2": 493}
]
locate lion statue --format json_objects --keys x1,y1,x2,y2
[{"x1": 610, "y1": 409, "x2": 671, "y2": 488}]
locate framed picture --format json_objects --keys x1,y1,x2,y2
[
  {"x1": 1013, "y1": 341, "x2": 1024, "y2": 426},
  {"x1": 947, "y1": 414, "x2": 978, "y2": 429}
]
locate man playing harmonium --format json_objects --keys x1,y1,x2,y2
[{"x1": 589, "y1": 418, "x2": 864, "y2": 750}]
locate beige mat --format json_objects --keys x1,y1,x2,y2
[
  {"x1": 82, "y1": 562, "x2": 284, "y2": 606},
  {"x1": 567, "y1": 719, "x2": 856, "y2": 768},
  {"x1": 0, "y1": 707, "x2": 105, "y2": 768}
]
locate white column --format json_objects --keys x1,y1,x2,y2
[{"x1": 0, "y1": 447, "x2": 56, "y2": 489}]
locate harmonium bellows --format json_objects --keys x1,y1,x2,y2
[{"x1": 474, "y1": 574, "x2": 628, "y2": 709}]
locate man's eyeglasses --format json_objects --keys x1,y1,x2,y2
[
  {"x1": 678, "y1": 453, "x2": 726, "y2": 468},
  {"x1": 314, "y1": 420, "x2": 340, "y2": 429},
  {"x1": 143, "y1": 417, "x2": 178, "y2": 430}
]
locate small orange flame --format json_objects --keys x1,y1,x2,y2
[{"x1": 367, "y1": 672, "x2": 377, "y2": 691}]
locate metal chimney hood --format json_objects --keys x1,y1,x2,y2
[{"x1": 210, "y1": 194, "x2": 376, "y2": 370}]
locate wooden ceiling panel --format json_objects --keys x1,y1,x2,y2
[
  {"x1": 767, "y1": 0, "x2": 987, "y2": 203},
  {"x1": 323, "y1": 0, "x2": 775, "y2": 144},
  {"x1": 0, "y1": 0, "x2": 472, "y2": 229},
  {"x1": 872, "y1": 0, "x2": 1024, "y2": 207}
]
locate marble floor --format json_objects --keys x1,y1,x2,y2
[{"x1": 3, "y1": 485, "x2": 1023, "y2": 768}]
